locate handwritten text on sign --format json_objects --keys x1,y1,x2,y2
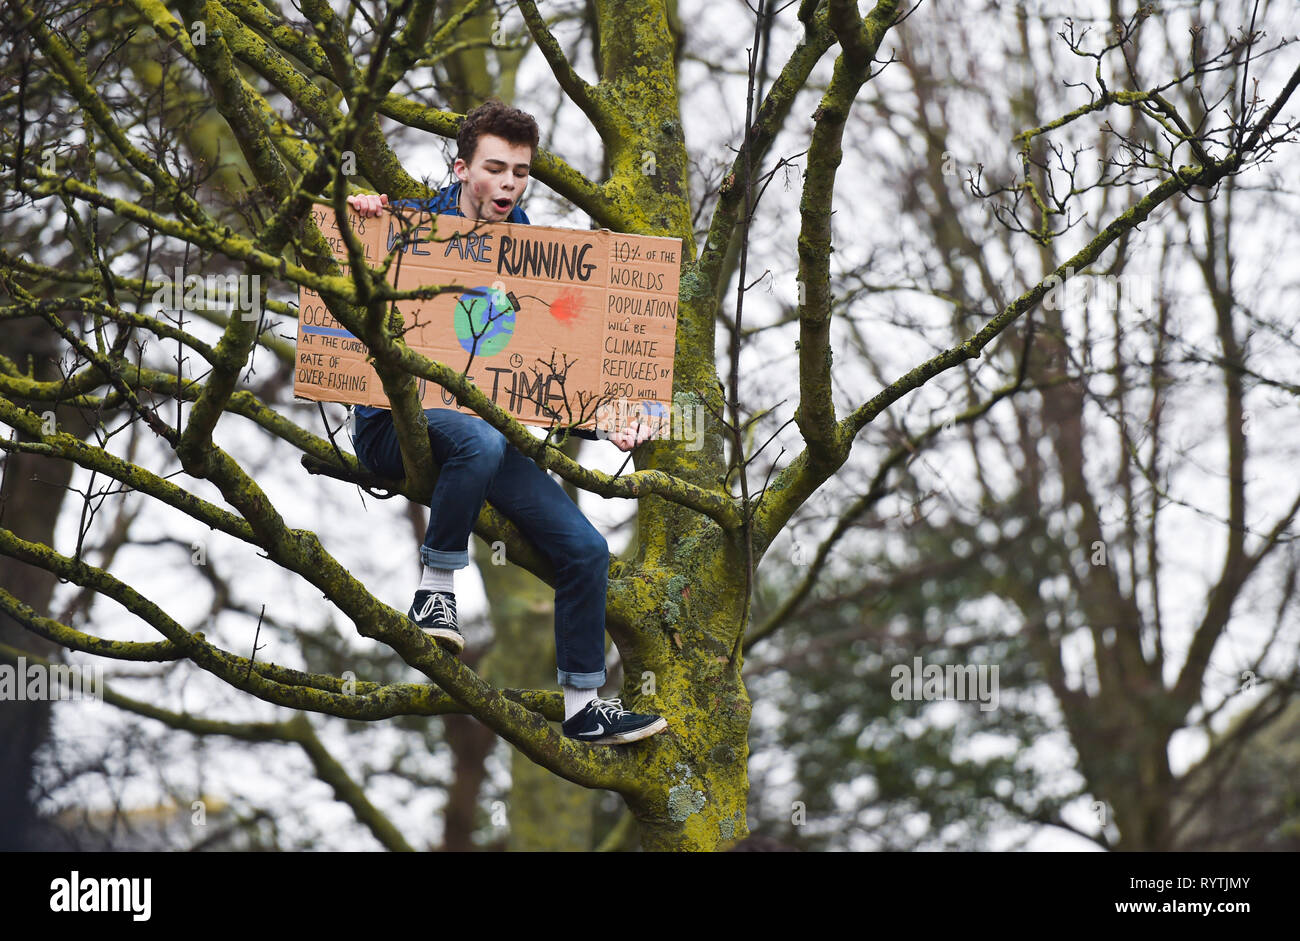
[{"x1": 293, "y1": 206, "x2": 682, "y2": 431}]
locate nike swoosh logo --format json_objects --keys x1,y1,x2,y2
[{"x1": 579, "y1": 724, "x2": 605, "y2": 737}]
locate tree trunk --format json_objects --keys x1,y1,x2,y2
[{"x1": 0, "y1": 321, "x2": 89, "y2": 849}]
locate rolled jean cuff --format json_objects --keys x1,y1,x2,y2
[
  {"x1": 557, "y1": 668, "x2": 606, "y2": 690},
  {"x1": 419, "y1": 545, "x2": 470, "y2": 569}
]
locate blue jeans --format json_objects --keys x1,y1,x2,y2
[{"x1": 351, "y1": 407, "x2": 609, "y2": 689}]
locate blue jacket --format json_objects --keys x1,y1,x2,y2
[{"x1": 353, "y1": 184, "x2": 599, "y2": 439}]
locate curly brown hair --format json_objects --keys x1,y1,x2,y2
[{"x1": 456, "y1": 99, "x2": 540, "y2": 165}]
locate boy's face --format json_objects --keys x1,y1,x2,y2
[{"x1": 454, "y1": 133, "x2": 533, "y2": 222}]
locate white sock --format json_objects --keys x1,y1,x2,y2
[
  {"x1": 563, "y1": 685, "x2": 599, "y2": 721},
  {"x1": 419, "y1": 565, "x2": 455, "y2": 594}
]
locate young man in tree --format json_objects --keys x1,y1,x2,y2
[{"x1": 345, "y1": 100, "x2": 667, "y2": 746}]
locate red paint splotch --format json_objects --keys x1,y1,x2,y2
[{"x1": 549, "y1": 289, "x2": 582, "y2": 323}]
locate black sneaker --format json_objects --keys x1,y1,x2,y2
[
  {"x1": 561, "y1": 697, "x2": 668, "y2": 745},
  {"x1": 408, "y1": 590, "x2": 464, "y2": 653}
]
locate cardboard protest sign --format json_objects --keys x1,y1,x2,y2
[{"x1": 293, "y1": 205, "x2": 682, "y2": 433}]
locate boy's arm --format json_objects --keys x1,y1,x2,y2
[
  {"x1": 348, "y1": 193, "x2": 453, "y2": 216},
  {"x1": 558, "y1": 425, "x2": 656, "y2": 446}
]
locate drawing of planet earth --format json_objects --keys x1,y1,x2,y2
[{"x1": 453, "y1": 286, "x2": 516, "y2": 357}]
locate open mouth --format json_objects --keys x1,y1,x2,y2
[{"x1": 492, "y1": 197, "x2": 513, "y2": 213}]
